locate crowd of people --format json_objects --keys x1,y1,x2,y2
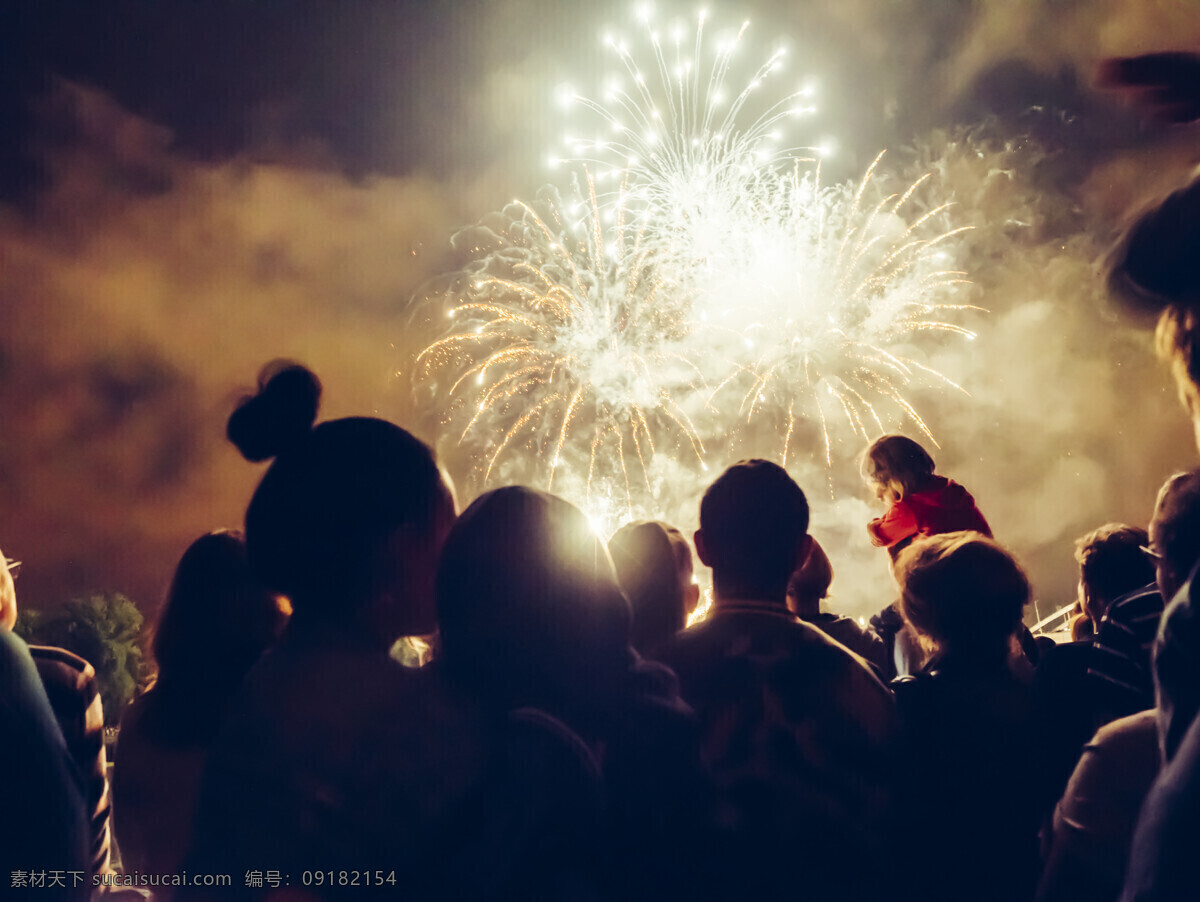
[
  {"x1": 4, "y1": 337, "x2": 1199, "y2": 901},
  {"x1": 5, "y1": 50, "x2": 1200, "y2": 902}
]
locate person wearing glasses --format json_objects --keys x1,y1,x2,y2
[
  {"x1": 1139, "y1": 471, "x2": 1200, "y2": 762},
  {"x1": 1032, "y1": 525, "x2": 1158, "y2": 821},
  {"x1": 1101, "y1": 50, "x2": 1200, "y2": 900},
  {"x1": 1035, "y1": 478, "x2": 1200, "y2": 902}
]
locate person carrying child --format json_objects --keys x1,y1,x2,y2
[{"x1": 863, "y1": 435, "x2": 998, "y2": 680}]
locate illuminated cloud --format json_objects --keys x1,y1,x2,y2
[{"x1": 3, "y1": 1, "x2": 1199, "y2": 620}]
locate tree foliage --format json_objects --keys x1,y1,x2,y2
[
  {"x1": 12, "y1": 607, "x2": 43, "y2": 643},
  {"x1": 28, "y1": 594, "x2": 149, "y2": 726}
]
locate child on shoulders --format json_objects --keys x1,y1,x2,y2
[{"x1": 862, "y1": 434, "x2": 991, "y2": 560}]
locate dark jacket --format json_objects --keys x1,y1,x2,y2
[
  {"x1": 0, "y1": 630, "x2": 90, "y2": 899},
  {"x1": 801, "y1": 611, "x2": 888, "y2": 673},
  {"x1": 30, "y1": 645, "x2": 111, "y2": 878},
  {"x1": 435, "y1": 487, "x2": 713, "y2": 901},
  {"x1": 186, "y1": 630, "x2": 597, "y2": 900},
  {"x1": 1121, "y1": 711, "x2": 1200, "y2": 902},
  {"x1": 657, "y1": 600, "x2": 899, "y2": 902},
  {"x1": 893, "y1": 657, "x2": 1041, "y2": 902},
  {"x1": 1094, "y1": 582, "x2": 1165, "y2": 714},
  {"x1": 1120, "y1": 566, "x2": 1200, "y2": 901}
]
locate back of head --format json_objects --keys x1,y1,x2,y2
[
  {"x1": 1108, "y1": 173, "x2": 1200, "y2": 317},
  {"x1": 150, "y1": 531, "x2": 285, "y2": 723},
  {"x1": 1114, "y1": 177, "x2": 1200, "y2": 430},
  {"x1": 608, "y1": 520, "x2": 689, "y2": 652},
  {"x1": 895, "y1": 531, "x2": 1030, "y2": 665},
  {"x1": 862, "y1": 434, "x2": 936, "y2": 498},
  {"x1": 228, "y1": 361, "x2": 446, "y2": 631},
  {"x1": 1151, "y1": 470, "x2": 1200, "y2": 599},
  {"x1": 436, "y1": 487, "x2": 632, "y2": 712},
  {"x1": 699, "y1": 459, "x2": 809, "y2": 600},
  {"x1": 1074, "y1": 523, "x2": 1154, "y2": 620},
  {"x1": 787, "y1": 539, "x2": 834, "y2": 617}
]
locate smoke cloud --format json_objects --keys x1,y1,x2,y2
[
  {"x1": 0, "y1": 82, "x2": 476, "y2": 611},
  {"x1": 2, "y1": 1, "x2": 1198, "y2": 626}
]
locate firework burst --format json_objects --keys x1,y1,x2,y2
[
  {"x1": 699, "y1": 151, "x2": 981, "y2": 467},
  {"x1": 556, "y1": 6, "x2": 824, "y2": 283},
  {"x1": 418, "y1": 6, "x2": 984, "y2": 526},
  {"x1": 417, "y1": 170, "x2": 707, "y2": 518}
]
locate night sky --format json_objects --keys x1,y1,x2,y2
[{"x1": 1, "y1": 0, "x2": 1198, "y2": 618}]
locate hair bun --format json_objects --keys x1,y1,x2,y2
[{"x1": 227, "y1": 361, "x2": 322, "y2": 462}]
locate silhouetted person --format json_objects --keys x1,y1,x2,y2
[
  {"x1": 436, "y1": 487, "x2": 710, "y2": 901},
  {"x1": 607, "y1": 519, "x2": 700, "y2": 656},
  {"x1": 1079, "y1": 525, "x2": 1156, "y2": 633},
  {"x1": 786, "y1": 537, "x2": 886, "y2": 671},
  {"x1": 112, "y1": 531, "x2": 287, "y2": 878},
  {"x1": 1040, "y1": 477, "x2": 1200, "y2": 902},
  {"x1": 1034, "y1": 524, "x2": 1158, "y2": 810},
  {"x1": 1141, "y1": 471, "x2": 1200, "y2": 760},
  {"x1": 0, "y1": 551, "x2": 110, "y2": 881},
  {"x1": 0, "y1": 552, "x2": 89, "y2": 900},
  {"x1": 1120, "y1": 400, "x2": 1200, "y2": 902},
  {"x1": 1095, "y1": 52, "x2": 1200, "y2": 901},
  {"x1": 184, "y1": 362, "x2": 514, "y2": 899},
  {"x1": 1112, "y1": 472, "x2": 1200, "y2": 901},
  {"x1": 655, "y1": 460, "x2": 898, "y2": 902},
  {"x1": 892, "y1": 531, "x2": 1042, "y2": 902},
  {"x1": 1038, "y1": 707, "x2": 1159, "y2": 902}
]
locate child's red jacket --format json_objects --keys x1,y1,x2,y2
[{"x1": 867, "y1": 475, "x2": 992, "y2": 554}]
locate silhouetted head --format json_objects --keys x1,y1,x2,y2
[
  {"x1": 1149, "y1": 470, "x2": 1200, "y2": 603},
  {"x1": 1073, "y1": 523, "x2": 1154, "y2": 627},
  {"x1": 1108, "y1": 173, "x2": 1200, "y2": 318},
  {"x1": 896, "y1": 531, "x2": 1030, "y2": 666},
  {"x1": 608, "y1": 520, "x2": 699, "y2": 652},
  {"x1": 228, "y1": 361, "x2": 454, "y2": 644},
  {"x1": 786, "y1": 538, "x2": 834, "y2": 618},
  {"x1": 861, "y1": 434, "x2": 936, "y2": 503},
  {"x1": 1109, "y1": 174, "x2": 1200, "y2": 451},
  {"x1": 436, "y1": 486, "x2": 632, "y2": 715},
  {"x1": 695, "y1": 459, "x2": 811, "y2": 603},
  {"x1": 152, "y1": 531, "x2": 286, "y2": 697}
]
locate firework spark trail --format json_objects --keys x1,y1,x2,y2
[
  {"x1": 552, "y1": 7, "x2": 980, "y2": 457},
  {"x1": 693, "y1": 150, "x2": 983, "y2": 458},
  {"x1": 417, "y1": 170, "x2": 706, "y2": 520},
  {"x1": 557, "y1": 6, "x2": 824, "y2": 287},
  {"x1": 418, "y1": 6, "x2": 984, "y2": 535}
]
